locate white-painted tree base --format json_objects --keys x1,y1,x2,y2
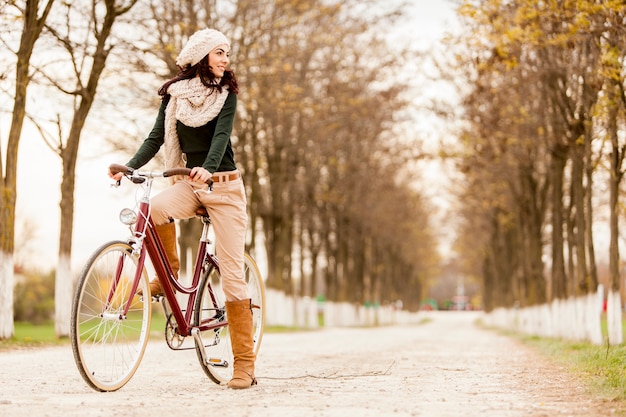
[
  {"x1": 482, "y1": 288, "x2": 609, "y2": 345},
  {"x1": 607, "y1": 289, "x2": 623, "y2": 345},
  {"x1": 0, "y1": 251, "x2": 15, "y2": 339},
  {"x1": 55, "y1": 255, "x2": 73, "y2": 337},
  {"x1": 263, "y1": 288, "x2": 423, "y2": 327}
]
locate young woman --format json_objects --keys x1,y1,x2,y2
[{"x1": 109, "y1": 28, "x2": 256, "y2": 389}]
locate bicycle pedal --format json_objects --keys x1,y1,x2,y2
[{"x1": 207, "y1": 358, "x2": 228, "y2": 367}]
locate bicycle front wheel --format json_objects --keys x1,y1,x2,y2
[
  {"x1": 71, "y1": 241, "x2": 151, "y2": 392},
  {"x1": 193, "y1": 253, "x2": 266, "y2": 385}
]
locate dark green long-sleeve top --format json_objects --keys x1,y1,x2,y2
[{"x1": 126, "y1": 91, "x2": 237, "y2": 173}]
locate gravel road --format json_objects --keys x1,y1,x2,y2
[{"x1": 0, "y1": 311, "x2": 618, "y2": 417}]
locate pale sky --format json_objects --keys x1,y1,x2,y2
[{"x1": 9, "y1": 1, "x2": 461, "y2": 272}]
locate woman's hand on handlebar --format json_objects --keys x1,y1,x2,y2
[
  {"x1": 108, "y1": 167, "x2": 124, "y2": 182},
  {"x1": 190, "y1": 167, "x2": 212, "y2": 184}
]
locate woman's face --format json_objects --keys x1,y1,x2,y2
[{"x1": 208, "y1": 46, "x2": 230, "y2": 78}]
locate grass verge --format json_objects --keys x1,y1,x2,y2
[
  {"x1": 0, "y1": 322, "x2": 68, "y2": 349},
  {"x1": 476, "y1": 312, "x2": 626, "y2": 412},
  {"x1": 475, "y1": 315, "x2": 626, "y2": 415},
  {"x1": 519, "y1": 333, "x2": 626, "y2": 406}
]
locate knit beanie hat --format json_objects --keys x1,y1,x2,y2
[{"x1": 176, "y1": 29, "x2": 230, "y2": 67}]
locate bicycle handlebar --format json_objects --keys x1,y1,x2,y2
[
  {"x1": 109, "y1": 164, "x2": 214, "y2": 190},
  {"x1": 109, "y1": 163, "x2": 192, "y2": 178}
]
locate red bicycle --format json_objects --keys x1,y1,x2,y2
[{"x1": 70, "y1": 164, "x2": 265, "y2": 392}]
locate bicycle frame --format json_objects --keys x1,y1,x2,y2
[
  {"x1": 72, "y1": 164, "x2": 265, "y2": 392},
  {"x1": 108, "y1": 184, "x2": 226, "y2": 338}
]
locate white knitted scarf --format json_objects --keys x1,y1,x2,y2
[{"x1": 164, "y1": 76, "x2": 230, "y2": 175}]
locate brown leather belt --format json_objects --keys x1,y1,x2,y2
[{"x1": 212, "y1": 172, "x2": 240, "y2": 182}]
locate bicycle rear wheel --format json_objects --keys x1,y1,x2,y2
[
  {"x1": 193, "y1": 253, "x2": 265, "y2": 385},
  {"x1": 71, "y1": 241, "x2": 151, "y2": 392}
]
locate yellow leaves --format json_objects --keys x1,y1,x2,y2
[
  {"x1": 458, "y1": 2, "x2": 479, "y2": 19},
  {"x1": 572, "y1": 9, "x2": 591, "y2": 29},
  {"x1": 600, "y1": 45, "x2": 622, "y2": 82},
  {"x1": 459, "y1": 0, "x2": 614, "y2": 56},
  {"x1": 505, "y1": 25, "x2": 526, "y2": 43},
  {"x1": 575, "y1": 134, "x2": 585, "y2": 146}
]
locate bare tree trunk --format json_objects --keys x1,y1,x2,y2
[
  {"x1": 583, "y1": 125, "x2": 601, "y2": 344},
  {"x1": 565, "y1": 185, "x2": 576, "y2": 297},
  {"x1": 53, "y1": 0, "x2": 138, "y2": 337},
  {"x1": 517, "y1": 168, "x2": 547, "y2": 306},
  {"x1": 570, "y1": 145, "x2": 588, "y2": 296},
  {"x1": 546, "y1": 134, "x2": 567, "y2": 302},
  {"x1": 0, "y1": 0, "x2": 55, "y2": 339},
  {"x1": 608, "y1": 83, "x2": 624, "y2": 345}
]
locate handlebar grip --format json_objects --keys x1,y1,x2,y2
[
  {"x1": 163, "y1": 168, "x2": 192, "y2": 177},
  {"x1": 109, "y1": 163, "x2": 133, "y2": 175},
  {"x1": 164, "y1": 168, "x2": 212, "y2": 186}
]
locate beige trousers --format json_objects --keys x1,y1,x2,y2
[{"x1": 151, "y1": 171, "x2": 249, "y2": 301}]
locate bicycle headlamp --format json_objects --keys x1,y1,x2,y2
[{"x1": 119, "y1": 208, "x2": 137, "y2": 225}]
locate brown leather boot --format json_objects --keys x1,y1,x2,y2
[
  {"x1": 225, "y1": 299, "x2": 257, "y2": 389},
  {"x1": 138, "y1": 221, "x2": 179, "y2": 297}
]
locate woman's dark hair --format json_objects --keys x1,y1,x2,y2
[{"x1": 158, "y1": 54, "x2": 239, "y2": 97}]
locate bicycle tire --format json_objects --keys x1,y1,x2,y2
[
  {"x1": 70, "y1": 241, "x2": 152, "y2": 392},
  {"x1": 193, "y1": 253, "x2": 266, "y2": 384}
]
